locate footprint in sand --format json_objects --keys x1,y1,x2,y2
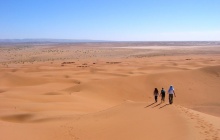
[
  {"x1": 61, "y1": 123, "x2": 80, "y2": 140},
  {"x1": 177, "y1": 106, "x2": 219, "y2": 140}
]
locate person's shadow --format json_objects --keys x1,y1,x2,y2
[
  {"x1": 159, "y1": 103, "x2": 169, "y2": 109},
  {"x1": 144, "y1": 102, "x2": 156, "y2": 108},
  {"x1": 152, "y1": 103, "x2": 162, "y2": 108}
]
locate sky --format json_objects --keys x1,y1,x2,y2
[{"x1": 0, "y1": 0, "x2": 220, "y2": 41}]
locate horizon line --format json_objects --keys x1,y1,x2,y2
[{"x1": 0, "y1": 38, "x2": 220, "y2": 42}]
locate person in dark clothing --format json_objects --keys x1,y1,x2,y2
[
  {"x1": 160, "y1": 88, "x2": 166, "y2": 103},
  {"x1": 153, "y1": 88, "x2": 159, "y2": 102}
]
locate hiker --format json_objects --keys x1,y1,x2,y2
[
  {"x1": 160, "y1": 88, "x2": 166, "y2": 103},
  {"x1": 153, "y1": 88, "x2": 159, "y2": 102},
  {"x1": 168, "y1": 85, "x2": 176, "y2": 104}
]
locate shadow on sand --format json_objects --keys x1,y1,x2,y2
[
  {"x1": 152, "y1": 103, "x2": 162, "y2": 108},
  {"x1": 159, "y1": 103, "x2": 170, "y2": 109},
  {"x1": 144, "y1": 102, "x2": 156, "y2": 108},
  {"x1": 145, "y1": 102, "x2": 170, "y2": 109}
]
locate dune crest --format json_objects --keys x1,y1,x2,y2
[{"x1": 0, "y1": 44, "x2": 220, "y2": 140}]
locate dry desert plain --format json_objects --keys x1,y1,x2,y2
[{"x1": 0, "y1": 42, "x2": 220, "y2": 140}]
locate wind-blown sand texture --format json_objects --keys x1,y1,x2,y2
[{"x1": 0, "y1": 42, "x2": 220, "y2": 140}]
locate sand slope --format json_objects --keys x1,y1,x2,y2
[
  {"x1": 0, "y1": 102, "x2": 219, "y2": 140},
  {"x1": 0, "y1": 45, "x2": 220, "y2": 140}
]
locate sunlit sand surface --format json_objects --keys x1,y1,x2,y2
[{"x1": 0, "y1": 42, "x2": 220, "y2": 140}]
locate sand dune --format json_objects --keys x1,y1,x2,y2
[
  {"x1": 0, "y1": 72, "x2": 50, "y2": 87},
  {"x1": 0, "y1": 44, "x2": 220, "y2": 140}
]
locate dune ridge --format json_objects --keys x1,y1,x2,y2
[{"x1": 0, "y1": 45, "x2": 220, "y2": 140}]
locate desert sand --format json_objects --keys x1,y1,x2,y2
[{"x1": 0, "y1": 42, "x2": 220, "y2": 140}]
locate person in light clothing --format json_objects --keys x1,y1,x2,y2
[{"x1": 168, "y1": 85, "x2": 176, "y2": 104}]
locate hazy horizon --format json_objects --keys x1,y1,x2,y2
[{"x1": 1, "y1": 38, "x2": 220, "y2": 42}]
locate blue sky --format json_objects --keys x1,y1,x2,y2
[{"x1": 0, "y1": 0, "x2": 220, "y2": 41}]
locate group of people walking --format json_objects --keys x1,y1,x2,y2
[{"x1": 153, "y1": 85, "x2": 176, "y2": 104}]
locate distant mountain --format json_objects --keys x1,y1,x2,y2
[{"x1": 0, "y1": 39, "x2": 220, "y2": 46}]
